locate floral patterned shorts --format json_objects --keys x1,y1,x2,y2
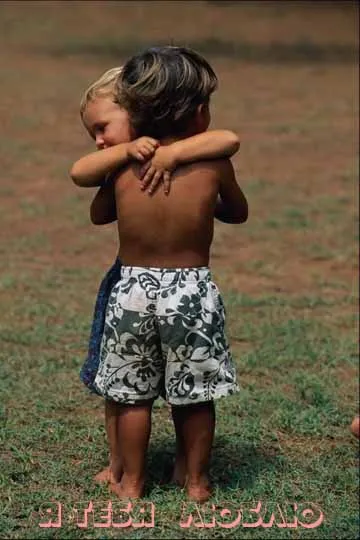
[{"x1": 94, "y1": 266, "x2": 239, "y2": 405}]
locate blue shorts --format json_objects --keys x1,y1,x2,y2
[{"x1": 80, "y1": 258, "x2": 121, "y2": 393}]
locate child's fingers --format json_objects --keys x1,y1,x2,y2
[
  {"x1": 139, "y1": 143, "x2": 157, "y2": 158},
  {"x1": 141, "y1": 144, "x2": 156, "y2": 156},
  {"x1": 141, "y1": 167, "x2": 155, "y2": 190},
  {"x1": 144, "y1": 140, "x2": 157, "y2": 150},
  {"x1": 146, "y1": 137, "x2": 159, "y2": 148},
  {"x1": 140, "y1": 161, "x2": 152, "y2": 178},
  {"x1": 163, "y1": 171, "x2": 171, "y2": 195},
  {"x1": 139, "y1": 147, "x2": 152, "y2": 158},
  {"x1": 134, "y1": 151, "x2": 146, "y2": 161},
  {"x1": 148, "y1": 170, "x2": 163, "y2": 195}
]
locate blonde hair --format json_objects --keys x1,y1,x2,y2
[
  {"x1": 80, "y1": 67, "x2": 123, "y2": 117},
  {"x1": 116, "y1": 47, "x2": 217, "y2": 138}
]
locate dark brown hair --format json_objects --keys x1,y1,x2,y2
[{"x1": 116, "y1": 46, "x2": 218, "y2": 138}]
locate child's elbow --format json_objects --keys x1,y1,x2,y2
[
  {"x1": 90, "y1": 211, "x2": 101, "y2": 225},
  {"x1": 70, "y1": 164, "x2": 83, "y2": 186},
  {"x1": 90, "y1": 203, "x2": 104, "y2": 225},
  {"x1": 226, "y1": 131, "x2": 240, "y2": 155},
  {"x1": 90, "y1": 202, "x2": 117, "y2": 225},
  {"x1": 234, "y1": 213, "x2": 248, "y2": 224},
  {"x1": 235, "y1": 203, "x2": 248, "y2": 224},
  {"x1": 90, "y1": 211, "x2": 108, "y2": 226},
  {"x1": 239, "y1": 208, "x2": 248, "y2": 223}
]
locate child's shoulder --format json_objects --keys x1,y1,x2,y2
[
  {"x1": 166, "y1": 159, "x2": 231, "y2": 195},
  {"x1": 178, "y1": 157, "x2": 231, "y2": 176},
  {"x1": 177, "y1": 158, "x2": 232, "y2": 187}
]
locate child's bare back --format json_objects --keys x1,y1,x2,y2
[
  {"x1": 90, "y1": 45, "x2": 248, "y2": 502},
  {"x1": 114, "y1": 159, "x2": 226, "y2": 268}
]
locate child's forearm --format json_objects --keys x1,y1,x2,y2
[
  {"x1": 215, "y1": 160, "x2": 248, "y2": 224},
  {"x1": 70, "y1": 144, "x2": 130, "y2": 187},
  {"x1": 90, "y1": 181, "x2": 117, "y2": 225},
  {"x1": 215, "y1": 198, "x2": 243, "y2": 223},
  {"x1": 171, "y1": 130, "x2": 240, "y2": 165}
]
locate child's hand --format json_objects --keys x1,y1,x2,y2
[
  {"x1": 127, "y1": 137, "x2": 159, "y2": 162},
  {"x1": 139, "y1": 145, "x2": 178, "y2": 195}
]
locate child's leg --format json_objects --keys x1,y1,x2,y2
[
  {"x1": 94, "y1": 400, "x2": 123, "y2": 485},
  {"x1": 171, "y1": 407, "x2": 187, "y2": 486},
  {"x1": 105, "y1": 400, "x2": 124, "y2": 481},
  {"x1": 110, "y1": 400, "x2": 153, "y2": 499},
  {"x1": 172, "y1": 401, "x2": 215, "y2": 502}
]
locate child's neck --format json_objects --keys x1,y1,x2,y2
[
  {"x1": 160, "y1": 136, "x2": 183, "y2": 146},
  {"x1": 159, "y1": 128, "x2": 197, "y2": 146}
]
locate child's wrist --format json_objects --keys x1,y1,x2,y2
[
  {"x1": 125, "y1": 142, "x2": 132, "y2": 160},
  {"x1": 168, "y1": 142, "x2": 181, "y2": 167}
]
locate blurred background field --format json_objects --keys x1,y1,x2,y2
[{"x1": 0, "y1": 1, "x2": 358, "y2": 538}]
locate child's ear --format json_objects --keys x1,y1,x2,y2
[
  {"x1": 197, "y1": 102, "x2": 208, "y2": 115},
  {"x1": 196, "y1": 102, "x2": 211, "y2": 131}
]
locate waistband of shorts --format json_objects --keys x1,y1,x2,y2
[{"x1": 120, "y1": 265, "x2": 211, "y2": 283}]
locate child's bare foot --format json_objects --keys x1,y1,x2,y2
[
  {"x1": 94, "y1": 464, "x2": 123, "y2": 485},
  {"x1": 186, "y1": 475, "x2": 212, "y2": 503},
  {"x1": 110, "y1": 476, "x2": 145, "y2": 499},
  {"x1": 94, "y1": 466, "x2": 115, "y2": 485}
]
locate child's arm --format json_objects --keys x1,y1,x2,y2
[
  {"x1": 90, "y1": 179, "x2": 117, "y2": 225},
  {"x1": 140, "y1": 130, "x2": 240, "y2": 194},
  {"x1": 214, "y1": 159, "x2": 248, "y2": 224},
  {"x1": 70, "y1": 137, "x2": 159, "y2": 187},
  {"x1": 88, "y1": 131, "x2": 241, "y2": 225}
]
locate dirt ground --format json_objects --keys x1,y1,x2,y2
[
  {"x1": 0, "y1": 2, "x2": 357, "y2": 389},
  {"x1": 0, "y1": 2, "x2": 356, "y2": 340},
  {"x1": 0, "y1": 2, "x2": 358, "y2": 537},
  {"x1": 0, "y1": 1, "x2": 358, "y2": 300}
]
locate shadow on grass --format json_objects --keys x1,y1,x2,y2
[
  {"x1": 211, "y1": 437, "x2": 284, "y2": 490},
  {"x1": 43, "y1": 37, "x2": 358, "y2": 64},
  {"x1": 146, "y1": 436, "x2": 284, "y2": 493}
]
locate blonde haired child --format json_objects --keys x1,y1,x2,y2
[{"x1": 80, "y1": 67, "x2": 123, "y2": 116}]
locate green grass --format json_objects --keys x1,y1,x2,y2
[
  {"x1": 0, "y1": 2, "x2": 358, "y2": 538},
  {"x1": 1, "y1": 181, "x2": 358, "y2": 539},
  {"x1": 0, "y1": 289, "x2": 358, "y2": 538}
]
